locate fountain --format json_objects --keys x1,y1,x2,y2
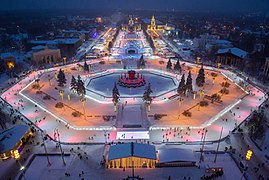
[{"x1": 118, "y1": 70, "x2": 146, "y2": 88}]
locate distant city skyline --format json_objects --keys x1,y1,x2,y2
[{"x1": 1, "y1": 0, "x2": 269, "y2": 12}]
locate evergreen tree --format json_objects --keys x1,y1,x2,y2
[
  {"x1": 166, "y1": 58, "x2": 172, "y2": 70},
  {"x1": 76, "y1": 76, "x2": 86, "y2": 96},
  {"x1": 143, "y1": 83, "x2": 153, "y2": 111},
  {"x1": 70, "y1": 75, "x2": 77, "y2": 92},
  {"x1": 137, "y1": 54, "x2": 145, "y2": 69},
  {"x1": 174, "y1": 59, "x2": 181, "y2": 74},
  {"x1": 112, "y1": 82, "x2": 120, "y2": 112},
  {"x1": 57, "y1": 69, "x2": 67, "y2": 87},
  {"x1": 177, "y1": 74, "x2": 186, "y2": 95},
  {"x1": 83, "y1": 60, "x2": 89, "y2": 72},
  {"x1": 196, "y1": 64, "x2": 205, "y2": 87},
  {"x1": 186, "y1": 71, "x2": 193, "y2": 92}
]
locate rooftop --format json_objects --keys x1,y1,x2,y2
[
  {"x1": 0, "y1": 125, "x2": 30, "y2": 153},
  {"x1": 216, "y1": 47, "x2": 248, "y2": 58},
  {"x1": 108, "y1": 142, "x2": 157, "y2": 161}
]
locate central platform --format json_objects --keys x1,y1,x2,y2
[
  {"x1": 85, "y1": 69, "x2": 178, "y2": 98},
  {"x1": 116, "y1": 131, "x2": 150, "y2": 140}
]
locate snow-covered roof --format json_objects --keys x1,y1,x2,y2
[
  {"x1": 0, "y1": 125, "x2": 30, "y2": 153},
  {"x1": 158, "y1": 148, "x2": 196, "y2": 164},
  {"x1": 215, "y1": 40, "x2": 232, "y2": 45},
  {"x1": 0, "y1": 52, "x2": 15, "y2": 59},
  {"x1": 216, "y1": 47, "x2": 248, "y2": 59},
  {"x1": 30, "y1": 38, "x2": 80, "y2": 45},
  {"x1": 32, "y1": 45, "x2": 46, "y2": 51},
  {"x1": 108, "y1": 142, "x2": 156, "y2": 161}
]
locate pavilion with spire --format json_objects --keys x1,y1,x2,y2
[
  {"x1": 121, "y1": 15, "x2": 141, "y2": 31},
  {"x1": 146, "y1": 15, "x2": 164, "y2": 31}
]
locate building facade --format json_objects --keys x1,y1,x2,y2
[
  {"x1": 216, "y1": 48, "x2": 248, "y2": 67},
  {"x1": 31, "y1": 46, "x2": 61, "y2": 65}
]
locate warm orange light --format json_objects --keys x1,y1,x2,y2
[
  {"x1": 96, "y1": 17, "x2": 102, "y2": 23},
  {"x1": 7, "y1": 61, "x2": 15, "y2": 69},
  {"x1": 12, "y1": 150, "x2": 20, "y2": 160},
  {"x1": 246, "y1": 149, "x2": 253, "y2": 161}
]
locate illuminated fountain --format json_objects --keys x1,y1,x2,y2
[{"x1": 118, "y1": 70, "x2": 146, "y2": 88}]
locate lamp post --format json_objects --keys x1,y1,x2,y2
[
  {"x1": 177, "y1": 97, "x2": 184, "y2": 119},
  {"x1": 104, "y1": 130, "x2": 107, "y2": 144},
  {"x1": 81, "y1": 97, "x2": 86, "y2": 120},
  {"x1": 199, "y1": 129, "x2": 207, "y2": 163},
  {"x1": 193, "y1": 91, "x2": 197, "y2": 100},
  {"x1": 196, "y1": 57, "x2": 201, "y2": 64},
  {"x1": 214, "y1": 127, "x2": 223, "y2": 163},
  {"x1": 63, "y1": 57, "x2": 67, "y2": 65},
  {"x1": 48, "y1": 74, "x2": 51, "y2": 86},
  {"x1": 41, "y1": 131, "x2": 51, "y2": 166},
  {"x1": 55, "y1": 129, "x2": 66, "y2": 166},
  {"x1": 11, "y1": 150, "x2": 26, "y2": 180},
  {"x1": 241, "y1": 149, "x2": 253, "y2": 180},
  {"x1": 217, "y1": 62, "x2": 221, "y2": 69},
  {"x1": 59, "y1": 90, "x2": 64, "y2": 102}
]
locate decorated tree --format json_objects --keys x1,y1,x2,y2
[
  {"x1": 177, "y1": 74, "x2": 186, "y2": 95},
  {"x1": 76, "y1": 76, "x2": 86, "y2": 96},
  {"x1": 57, "y1": 69, "x2": 67, "y2": 87},
  {"x1": 137, "y1": 54, "x2": 146, "y2": 69},
  {"x1": 166, "y1": 58, "x2": 172, "y2": 70},
  {"x1": 185, "y1": 71, "x2": 193, "y2": 92},
  {"x1": 196, "y1": 64, "x2": 205, "y2": 87},
  {"x1": 143, "y1": 83, "x2": 153, "y2": 112},
  {"x1": 174, "y1": 59, "x2": 181, "y2": 74},
  {"x1": 70, "y1": 75, "x2": 77, "y2": 93},
  {"x1": 83, "y1": 60, "x2": 90, "y2": 72},
  {"x1": 112, "y1": 82, "x2": 120, "y2": 112}
]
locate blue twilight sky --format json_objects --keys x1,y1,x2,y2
[{"x1": 0, "y1": 0, "x2": 269, "y2": 12}]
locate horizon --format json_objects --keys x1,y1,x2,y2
[{"x1": 1, "y1": 0, "x2": 269, "y2": 13}]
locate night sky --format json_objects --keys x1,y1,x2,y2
[{"x1": 1, "y1": 0, "x2": 269, "y2": 12}]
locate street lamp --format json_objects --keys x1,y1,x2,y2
[
  {"x1": 199, "y1": 89, "x2": 204, "y2": 98},
  {"x1": 199, "y1": 129, "x2": 208, "y2": 163},
  {"x1": 41, "y1": 131, "x2": 51, "y2": 166},
  {"x1": 63, "y1": 57, "x2": 67, "y2": 65},
  {"x1": 241, "y1": 149, "x2": 253, "y2": 179},
  {"x1": 11, "y1": 150, "x2": 26, "y2": 179},
  {"x1": 55, "y1": 129, "x2": 66, "y2": 166},
  {"x1": 48, "y1": 74, "x2": 51, "y2": 86},
  {"x1": 193, "y1": 91, "x2": 197, "y2": 99},
  {"x1": 196, "y1": 57, "x2": 201, "y2": 64},
  {"x1": 245, "y1": 149, "x2": 253, "y2": 161},
  {"x1": 217, "y1": 62, "x2": 221, "y2": 69},
  {"x1": 59, "y1": 90, "x2": 64, "y2": 102},
  {"x1": 81, "y1": 97, "x2": 86, "y2": 120},
  {"x1": 177, "y1": 97, "x2": 184, "y2": 119}
]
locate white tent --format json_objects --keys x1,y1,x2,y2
[{"x1": 157, "y1": 148, "x2": 197, "y2": 167}]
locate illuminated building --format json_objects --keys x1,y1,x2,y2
[
  {"x1": 121, "y1": 15, "x2": 141, "y2": 31},
  {"x1": 107, "y1": 142, "x2": 156, "y2": 168},
  {"x1": 146, "y1": 15, "x2": 164, "y2": 31},
  {"x1": 0, "y1": 125, "x2": 32, "y2": 160},
  {"x1": 31, "y1": 46, "x2": 61, "y2": 65},
  {"x1": 0, "y1": 52, "x2": 16, "y2": 70}
]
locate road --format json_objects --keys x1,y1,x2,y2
[{"x1": 74, "y1": 28, "x2": 113, "y2": 61}]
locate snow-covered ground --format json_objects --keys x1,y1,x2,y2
[
  {"x1": 0, "y1": 56, "x2": 265, "y2": 144},
  {"x1": 16, "y1": 143, "x2": 242, "y2": 180}
]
